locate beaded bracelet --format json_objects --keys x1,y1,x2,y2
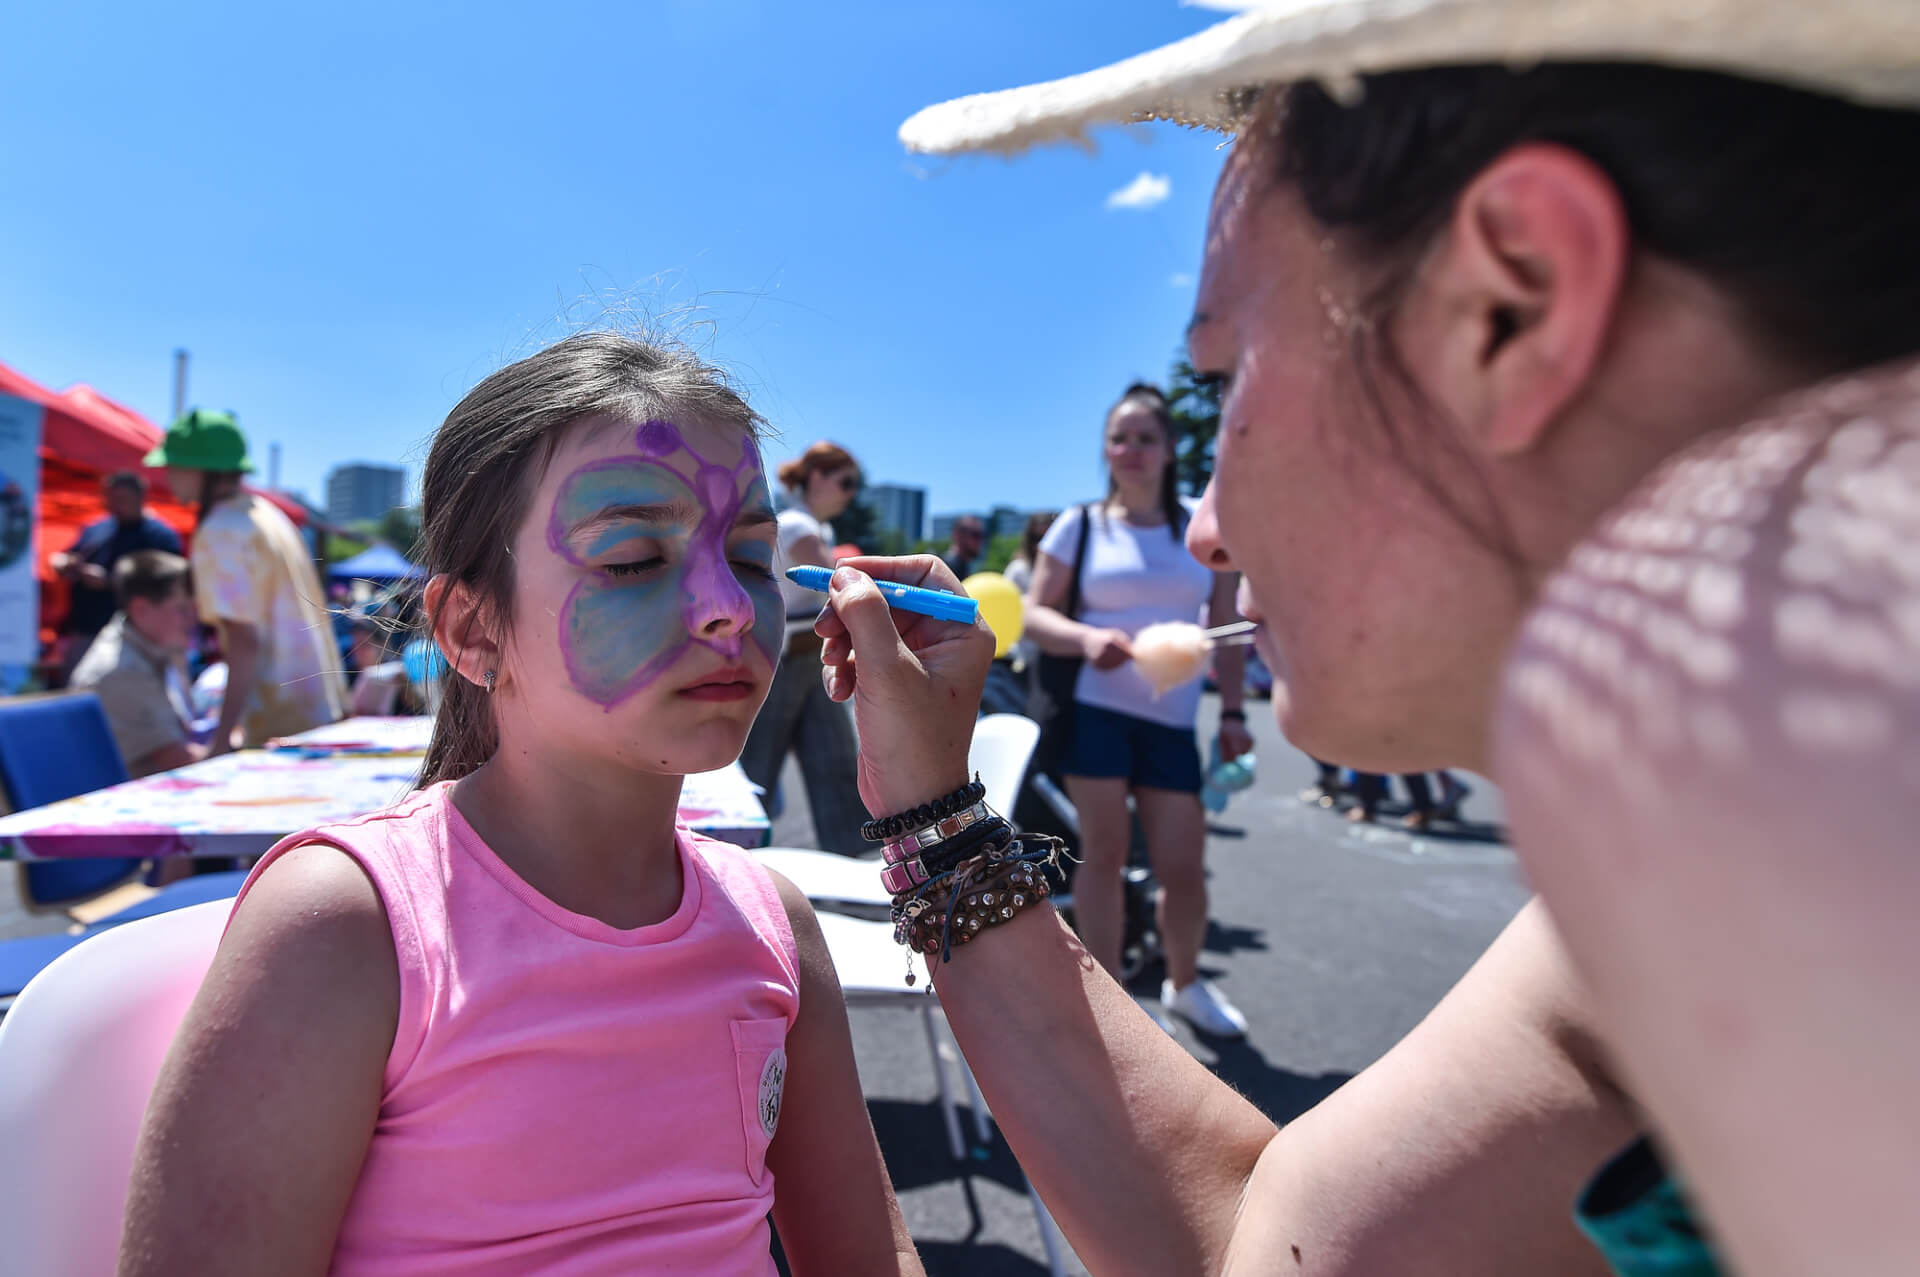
[
  {"x1": 880, "y1": 799, "x2": 994, "y2": 865},
  {"x1": 878, "y1": 818, "x2": 1014, "y2": 896},
  {"x1": 861, "y1": 777, "x2": 987, "y2": 844}
]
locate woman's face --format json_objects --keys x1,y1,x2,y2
[
  {"x1": 496, "y1": 415, "x2": 783, "y2": 777},
  {"x1": 1184, "y1": 122, "x2": 1533, "y2": 773},
  {"x1": 1106, "y1": 401, "x2": 1170, "y2": 491},
  {"x1": 807, "y1": 464, "x2": 860, "y2": 520}
]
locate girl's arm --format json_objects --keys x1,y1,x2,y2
[
  {"x1": 118, "y1": 844, "x2": 399, "y2": 1277},
  {"x1": 764, "y1": 873, "x2": 924, "y2": 1277}
]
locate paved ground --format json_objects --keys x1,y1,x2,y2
[
  {"x1": 774, "y1": 693, "x2": 1531, "y2": 1274},
  {"x1": 0, "y1": 696, "x2": 1531, "y2": 1274}
]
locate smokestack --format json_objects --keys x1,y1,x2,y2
[{"x1": 171, "y1": 349, "x2": 188, "y2": 422}]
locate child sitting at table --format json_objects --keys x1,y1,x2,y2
[{"x1": 119, "y1": 332, "x2": 923, "y2": 1276}]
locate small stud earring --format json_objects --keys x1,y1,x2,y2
[{"x1": 482, "y1": 669, "x2": 496, "y2": 692}]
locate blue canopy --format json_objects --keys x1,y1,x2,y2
[{"x1": 328, "y1": 543, "x2": 422, "y2": 581}]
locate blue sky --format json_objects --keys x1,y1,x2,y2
[{"x1": 2, "y1": 1, "x2": 1231, "y2": 524}]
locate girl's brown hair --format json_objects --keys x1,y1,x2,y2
[
  {"x1": 417, "y1": 330, "x2": 763, "y2": 786},
  {"x1": 774, "y1": 440, "x2": 857, "y2": 492}
]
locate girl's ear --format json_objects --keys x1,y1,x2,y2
[{"x1": 424, "y1": 574, "x2": 503, "y2": 691}]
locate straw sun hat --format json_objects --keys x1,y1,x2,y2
[{"x1": 899, "y1": 0, "x2": 1920, "y2": 155}]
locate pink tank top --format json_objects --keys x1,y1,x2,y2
[{"x1": 233, "y1": 782, "x2": 800, "y2": 1276}]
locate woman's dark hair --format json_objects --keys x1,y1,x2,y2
[
  {"x1": 1017, "y1": 510, "x2": 1056, "y2": 565},
  {"x1": 1269, "y1": 62, "x2": 1920, "y2": 558},
  {"x1": 417, "y1": 330, "x2": 764, "y2": 785},
  {"x1": 1104, "y1": 382, "x2": 1185, "y2": 539}
]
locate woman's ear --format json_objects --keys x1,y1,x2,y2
[
  {"x1": 424, "y1": 574, "x2": 502, "y2": 691},
  {"x1": 1394, "y1": 143, "x2": 1629, "y2": 457}
]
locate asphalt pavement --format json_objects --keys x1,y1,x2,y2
[{"x1": 774, "y1": 692, "x2": 1532, "y2": 1275}]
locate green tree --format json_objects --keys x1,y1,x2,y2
[
  {"x1": 377, "y1": 505, "x2": 424, "y2": 562},
  {"x1": 982, "y1": 534, "x2": 1020, "y2": 575},
  {"x1": 834, "y1": 498, "x2": 879, "y2": 552},
  {"x1": 1166, "y1": 356, "x2": 1223, "y2": 497}
]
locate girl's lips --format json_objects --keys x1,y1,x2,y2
[{"x1": 679, "y1": 680, "x2": 755, "y2": 702}]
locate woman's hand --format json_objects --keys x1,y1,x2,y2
[
  {"x1": 1081, "y1": 627, "x2": 1134, "y2": 670},
  {"x1": 1218, "y1": 717, "x2": 1255, "y2": 762},
  {"x1": 815, "y1": 557, "x2": 997, "y2": 819}
]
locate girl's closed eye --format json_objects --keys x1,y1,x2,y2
[{"x1": 602, "y1": 556, "x2": 666, "y2": 578}]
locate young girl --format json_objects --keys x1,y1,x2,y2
[{"x1": 119, "y1": 332, "x2": 922, "y2": 1276}]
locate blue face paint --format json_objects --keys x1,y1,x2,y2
[{"x1": 546, "y1": 422, "x2": 782, "y2": 708}]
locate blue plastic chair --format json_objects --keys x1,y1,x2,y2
[{"x1": 0, "y1": 695, "x2": 143, "y2": 905}]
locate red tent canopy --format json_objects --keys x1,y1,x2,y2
[{"x1": 2, "y1": 360, "x2": 309, "y2": 644}]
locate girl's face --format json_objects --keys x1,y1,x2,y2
[
  {"x1": 500, "y1": 415, "x2": 783, "y2": 776},
  {"x1": 1106, "y1": 401, "x2": 1170, "y2": 489}
]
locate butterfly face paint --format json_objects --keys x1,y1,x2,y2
[{"x1": 547, "y1": 420, "x2": 783, "y2": 709}]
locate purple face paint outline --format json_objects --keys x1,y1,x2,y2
[{"x1": 546, "y1": 420, "x2": 782, "y2": 709}]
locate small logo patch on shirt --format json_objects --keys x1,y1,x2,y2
[{"x1": 758, "y1": 1048, "x2": 787, "y2": 1139}]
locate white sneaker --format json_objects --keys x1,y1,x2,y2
[{"x1": 1161, "y1": 978, "x2": 1248, "y2": 1038}]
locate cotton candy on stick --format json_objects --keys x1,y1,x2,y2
[{"x1": 1130, "y1": 621, "x2": 1215, "y2": 697}]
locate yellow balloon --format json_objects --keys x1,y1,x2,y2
[{"x1": 963, "y1": 571, "x2": 1024, "y2": 660}]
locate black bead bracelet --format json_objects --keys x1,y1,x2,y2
[{"x1": 861, "y1": 777, "x2": 987, "y2": 844}]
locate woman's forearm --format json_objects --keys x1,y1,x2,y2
[
  {"x1": 1024, "y1": 602, "x2": 1093, "y2": 657},
  {"x1": 934, "y1": 906, "x2": 1276, "y2": 1276}
]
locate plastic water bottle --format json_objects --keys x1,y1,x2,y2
[{"x1": 1201, "y1": 740, "x2": 1257, "y2": 814}]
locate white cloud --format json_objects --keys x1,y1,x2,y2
[
  {"x1": 1169, "y1": 272, "x2": 1195, "y2": 288},
  {"x1": 1182, "y1": 1, "x2": 1267, "y2": 10},
  {"x1": 1106, "y1": 172, "x2": 1171, "y2": 210}
]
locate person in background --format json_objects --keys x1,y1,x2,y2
[
  {"x1": 1024, "y1": 383, "x2": 1253, "y2": 1036},
  {"x1": 69, "y1": 550, "x2": 204, "y2": 777},
  {"x1": 50, "y1": 471, "x2": 183, "y2": 677},
  {"x1": 939, "y1": 513, "x2": 985, "y2": 581},
  {"x1": 146, "y1": 410, "x2": 345, "y2": 750},
  {"x1": 345, "y1": 614, "x2": 414, "y2": 717},
  {"x1": 1002, "y1": 510, "x2": 1054, "y2": 672},
  {"x1": 738, "y1": 440, "x2": 869, "y2": 853}
]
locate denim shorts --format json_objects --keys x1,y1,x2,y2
[{"x1": 1062, "y1": 702, "x2": 1203, "y2": 793}]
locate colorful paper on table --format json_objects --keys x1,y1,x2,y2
[{"x1": 0, "y1": 716, "x2": 770, "y2": 860}]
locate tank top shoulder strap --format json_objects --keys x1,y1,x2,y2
[
  {"x1": 229, "y1": 783, "x2": 455, "y2": 1093},
  {"x1": 681, "y1": 828, "x2": 801, "y2": 993}
]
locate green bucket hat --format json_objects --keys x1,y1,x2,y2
[{"x1": 144, "y1": 408, "x2": 254, "y2": 473}]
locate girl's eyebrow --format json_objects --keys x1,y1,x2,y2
[
  {"x1": 568, "y1": 501, "x2": 779, "y2": 544},
  {"x1": 567, "y1": 500, "x2": 700, "y2": 542}
]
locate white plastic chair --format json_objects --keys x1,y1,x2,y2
[
  {"x1": 751, "y1": 713, "x2": 1044, "y2": 912},
  {"x1": 0, "y1": 900, "x2": 229, "y2": 1276}
]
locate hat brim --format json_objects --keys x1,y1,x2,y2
[
  {"x1": 141, "y1": 443, "x2": 254, "y2": 473},
  {"x1": 900, "y1": 0, "x2": 1920, "y2": 155}
]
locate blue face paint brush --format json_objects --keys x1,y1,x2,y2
[{"x1": 784, "y1": 565, "x2": 981, "y2": 625}]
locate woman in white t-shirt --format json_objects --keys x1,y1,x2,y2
[
  {"x1": 738, "y1": 440, "x2": 870, "y2": 852},
  {"x1": 1025, "y1": 384, "x2": 1256, "y2": 1036}
]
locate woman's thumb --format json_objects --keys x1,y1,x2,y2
[{"x1": 827, "y1": 567, "x2": 909, "y2": 674}]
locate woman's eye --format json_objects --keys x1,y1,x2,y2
[
  {"x1": 1191, "y1": 371, "x2": 1233, "y2": 395},
  {"x1": 602, "y1": 557, "x2": 666, "y2": 578},
  {"x1": 732, "y1": 559, "x2": 776, "y2": 581}
]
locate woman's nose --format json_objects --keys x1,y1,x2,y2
[{"x1": 1186, "y1": 480, "x2": 1234, "y2": 570}]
